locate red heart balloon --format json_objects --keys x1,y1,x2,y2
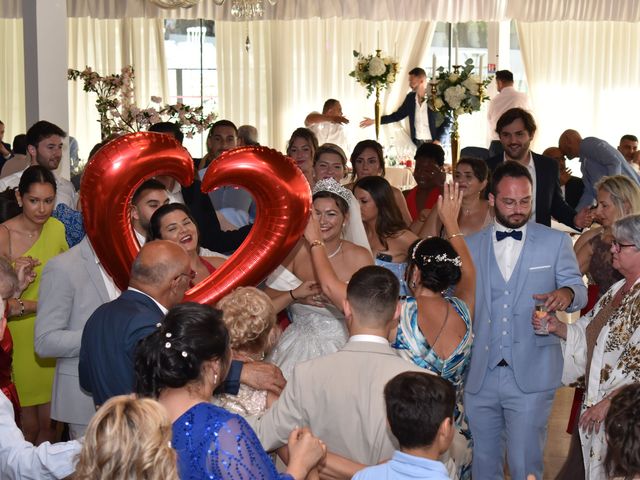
[{"x1": 82, "y1": 132, "x2": 311, "y2": 305}]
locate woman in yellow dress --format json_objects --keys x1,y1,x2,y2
[{"x1": 0, "y1": 165, "x2": 68, "y2": 443}]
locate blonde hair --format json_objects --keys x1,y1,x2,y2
[
  {"x1": 216, "y1": 287, "x2": 277, "y2": 352},
  {"x1": 596, "y1": 175, "x2": 640, "y2": 218},
  {"x1": 74, "y1": 395, "x2": 178, "y2": 480}
]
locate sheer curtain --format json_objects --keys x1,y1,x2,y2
[
  {"x1": 67, "y1": 17, "x2": 169, "y2": 159},
  {"x1": 216, "y1": 18, "x2": 435, "y2": 153},
  {"x1": 0, "y1": 19, "x2": 26, "y2": 141},
  {"x1": 517, "y1": 21, "x2": 640, "y2": 151}
]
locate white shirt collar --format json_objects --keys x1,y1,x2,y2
[
  {"x1": 348, "y1": 334, "x2": 389, "y2": 345},
  {"x1": 127, "y1": 287, "x2": 169, "y2": 314}
]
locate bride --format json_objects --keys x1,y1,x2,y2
[{"x1": 265, "y1": 178, "x2": 373, "y2": 379}]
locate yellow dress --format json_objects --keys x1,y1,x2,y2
[{"x1": 8, "y1": 217, "x2": 68, "y2": 406}]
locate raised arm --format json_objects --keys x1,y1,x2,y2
[
  {"x1": 439, "y1": 183, "x2": 476, "y2": 318},
  {"x1": 303, "y1": 214, "x2": 348, "y2": 309}
]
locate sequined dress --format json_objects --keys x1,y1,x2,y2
[
  {"x1": 266, "y1": 266, "x2": 348, "y2": 380},
  {"x1": 392, "y1": 296, "x2": 473, "y2": 480},
  {"x1": 172, "y1": 402, "x2": 292, "y2": 480}
]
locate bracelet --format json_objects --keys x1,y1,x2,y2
[
  {"x1": 448, "y1": 232, "x2": 464, "y2": 240},
  {"x1": 309, "y1": 240, "x2": 325, "y2": 249},
  {"x1": 15, "y1": 298, "x2": 24, "y2": 316},
  {"x1": 289, "y1": 289, "x2": 297, "y2": 301}
]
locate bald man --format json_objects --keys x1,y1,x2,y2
[
  {"x1": 79, "y1": 241, "x2": 192, "y2": 406},
  {"x1": 542, "y1": 147, "x2": 584, "y2": 210},
  {"x1": 559, "y1": 129, "x2": 640, "y2": 210}
]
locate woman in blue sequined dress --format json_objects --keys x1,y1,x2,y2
[
  {"x1": 135, "y1": 302, "x2": 326, "y2": 480},
  {"x1": 392, "y1": 183, "x2": 476, "y2": 480}
]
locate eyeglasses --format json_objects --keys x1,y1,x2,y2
[{"x1": 612, "y1": 239, "x2": 637, "y2": 253}]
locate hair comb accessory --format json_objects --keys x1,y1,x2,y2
[
  {"x1": 420, "y1": 253, "x2": 462, "y2": 267},
  {"x1": 410, "y1": 239, "x2": 427, "y2": 262},
  {"x1": 312, "y1": 178, "x2": 352, "y2": 204}
]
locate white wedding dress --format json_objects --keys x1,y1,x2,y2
[{"x1": 266, "y1": 265, "x2": 348, "y2": 380}]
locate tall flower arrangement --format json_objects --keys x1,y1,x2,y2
[
  {"x1": 68, "y1": 66, "x2": 216, "y2": 140},
  {"x1": 428, "y1": 58, "x2": 492, "y2": 127},
  {"x1": 349, "y1": 50, "x2": 399, "y2": 98}
]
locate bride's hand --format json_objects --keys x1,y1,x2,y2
[{"x1": 304, "y1": 211, "x2": 323, "y2": 245}]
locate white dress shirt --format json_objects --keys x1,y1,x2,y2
[
  {"x1": 487, "y1": 86, "x2": 532, "y2": 140},
  {"x1": 348, "y1": 334, "x2": 390, "y2": 345},
  {"x1": 0, "y1": 169, "x2": 77, "y2": 209},
  {"x1": 492, "y1": 220, "x2": 528, "y2": 282},
  {"x1": 414, "y1": 95, "x2": 432, "y2": 141},
  {"x1": 127, "y1": 287, "x2": 168, "y2": 315},
  {"x1": 0, "y1": 390, "x2": 81, "y2": 479}
]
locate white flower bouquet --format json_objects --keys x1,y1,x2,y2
[
  {"x1": 68, "y1": 66, "x2": 216, "y2": 139},
  {"x1": 428, "y1": 59, "x2": 492, "y2": 127},
  {"x1": 349, "y1": 50, "x2": 399, "y2": 98}
]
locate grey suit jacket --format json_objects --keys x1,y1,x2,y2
[
  {"x1": 34, "y1": 238, "x2": 112, "y2": 425},
  {"x1": 248, "y1": 340, "x2": 426, "y2": 465}
]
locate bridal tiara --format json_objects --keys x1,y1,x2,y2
[{"x1": 312, "y1": 178, "x2": 352, "y2": 204}]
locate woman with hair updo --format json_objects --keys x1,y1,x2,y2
[
  {"x1": 303, "y1": 182, "x2": 476, "y2": 479},
  {"x1": 354, "y1": 175, "x2": 418, "y2": 295},
  {"x1": 604, "y1": 383, "x2": 640, "y2": 479},
  {"x1": 135, "y1": 302, "x2": 326, "y2": 480},
  {"x1": 0, "y1": 165, "x2": 68, "y2": 444},
  {"x1": 214, "y1": 287, "x2": 279, "y2": 416},
  {"x1": 265, "y1": 178, "x2": 373, "y2": 379},
  {"x1": 419, "y1": 156, "x2": 492, "y2": 238},
  {"x1": 348, "y1": 139, "x2": 412, "y2": 225},
  {"x1": 73, "y1": 395, "x2": 178, "y2": 480}
]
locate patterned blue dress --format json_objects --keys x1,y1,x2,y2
[
  {"x1": 172, "y1": 402, "x2": 293, "y2": 480},
  {"x1": 392, "y1": 296, "x2": 473, "y2": 480}
]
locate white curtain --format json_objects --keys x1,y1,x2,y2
[
  {"x1": 67, "y1": 17, "x2": 169, "y2": 159},
  {"x1": 0, "y1": 19, "x2": 26, "y2": 142},
  {"x1": 5, "y1": 0, "x2": 639, "y2": 22},
  {"x1": 216, "y1": 18, "x2": 435, "y2": 153},
  {"x1": 517, "y1": 21, "x2": 640, "y2": 152}
]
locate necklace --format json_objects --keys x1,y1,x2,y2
[{"x1": 327, "y1": 242, "x2": 343, "y2": 259}]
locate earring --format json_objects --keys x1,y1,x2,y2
[
  {"x1": 410, "y1": 281, "x2": 416, "y2": 289},
  {"x1": 213, "y1": 374, "x2": 218, "y2": 384}
]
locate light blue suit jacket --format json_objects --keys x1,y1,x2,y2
[{"x1": 465, "y1": 222, "x2": 587, "y2": 394}]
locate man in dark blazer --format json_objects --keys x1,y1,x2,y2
[
  {"x1": 485, "y1": 108, "x2": 591, "y2": 230},
  {"x1": 360, "y1": 68, "x2": 450, "y2": 146},
  {"x1": 542, "y1": 146, "x2": 585, "y2": 210},
  {"x1": 79, "y1": 241, "x2": 192, "y2": 407}
]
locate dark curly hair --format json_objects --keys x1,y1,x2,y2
[
  {"x1": 354, "y1": 176, "x2": 407, "y2": 250},
  {"x1": 134, "y1": 302, "x2": 229, "y2": 398},
  {"x1": 605, "y1": 383, "x2": 640, "y2": 479},
  {"x1": 148, "y1": 203, "x2": 201, "y2": 245},
  {"x1": 407, "y1": 237, "x2": 462, "y2": 292}
]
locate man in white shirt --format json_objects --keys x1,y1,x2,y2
[
  {"x1": 360, "y1": 68, "x2": 449, "y2": 146},
  {"x1": 487, "y1": 70, "x2": 532, "y2": 155},
  {"x1": 0, "y1": 121, "x2": 77, "y2": 208},
  {"x1": 130, "y1": 179, "x2": 170, "y2": 246},
  {"x1": 305, "y1": 99, "x2": 350, "y2": 154}
]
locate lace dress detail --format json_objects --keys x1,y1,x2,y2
[
  {"x1": 172, "y1": 402, "x2": 292, "y2": 480},
  {"x1": 392, "y1": 295, "x2": 473, "y2": 480},
  {"x1": 213, "y1": 384, "x2": 267, "y2": 418},
  {"x1": 266, "y1": 266, "x2": 347, "y2": 380}
]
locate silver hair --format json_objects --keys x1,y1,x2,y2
[{"x1": 612, "y1": 214, "x2": 640, "y2": 249}]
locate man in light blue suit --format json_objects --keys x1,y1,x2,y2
[{"x1": 464, "y1": 161, "x2": 587, "y2": 479}]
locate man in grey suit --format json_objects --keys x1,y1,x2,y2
[
  {"x1": 464, "y1": 161, "x2": 587, "y2": 479},
  {"x1": 34, "y1": 237, "x2": 120, "y2": 439},
  {"x1": 248, "y1": 266, "x2": 427, "y2": 478}
]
